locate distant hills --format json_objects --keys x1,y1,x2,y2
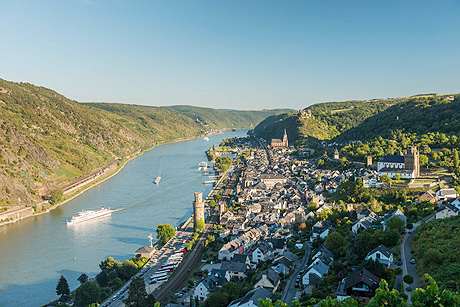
[
  {"x1": 0, "y1": 78, "x2": 291, "y2": 207},
  {"x1": 254, "y1": 94, "x2": 459, "y2": 146}
]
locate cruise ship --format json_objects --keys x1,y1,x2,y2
[
  {"x1": 67, "y1": 207, "x2": 112, "y2": 225},
  {"x1": 154, "y1": 176, "x2": 161, "y2": 184}
]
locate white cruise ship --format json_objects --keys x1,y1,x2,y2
[{"x1": 67, "y1": 207, "x2": 112, "y2": 225}]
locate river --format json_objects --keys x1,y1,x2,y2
[{"x1": 0, "y1": 129, "x2": 248, "y2": 307}]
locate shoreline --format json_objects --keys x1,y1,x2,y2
[{"x1": 0, "y1": 128, "x2": 242, "y2": 227}]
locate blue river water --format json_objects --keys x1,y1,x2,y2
[{"x1": 0, "y1": 130, "x2": 248, "y2": 307}]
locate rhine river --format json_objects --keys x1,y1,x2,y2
[{"x1": 0, "y1": 130, "x2": 248, "y2": 307}]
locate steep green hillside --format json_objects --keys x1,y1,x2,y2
[
  {"x1": 163, "y1": 105, "x2": 293, "y2": 129},
  {"x1": 0, "y1": 78, "x2": 283, "y2": 207},
  {"x1": 254, "y1": 98, "x2": 398, "y2": 146},
  {"x1": 412, "y1": 216, "x2": 460, "y2": 290},
  {"x1": 335, "y1": 95, "x2": 460, "y2": 141}
]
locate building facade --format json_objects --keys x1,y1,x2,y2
[
  {"x1": 377, "y1": 146, "x2": 420, "y2": 179},
  {"x1": 270, "y1": 129, "x2": 289, "y2": 149}
]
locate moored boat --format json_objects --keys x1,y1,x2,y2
[{"x1": 154, "y1": 176, "x2": 161, "y2": 184}]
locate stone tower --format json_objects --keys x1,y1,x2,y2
[
  {"x1": 193, "y1": 192, "x2": 204, "y2": 225},
  {"x1": 404, "y1": 146, "x2": 420, "y2": 178},
  {"x1": 283, "y1": 128, "x2": 289, "y2": 147},
  {"x1": 366, "y1": 156, "x2": 373, "y2": 167},
  {"x1": 334, "y1": 149, "x2": 340, "y2": 160}
]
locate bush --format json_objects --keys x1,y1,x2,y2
[
  {"x1": 403, "y1": 275, "x2": 414, "y2": 284},
  {"x1": 406, "y1": 223, "x2": 413, "y2": 229}
]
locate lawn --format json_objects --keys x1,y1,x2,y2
[{"x1": 53, "y1": 167, "x2": 78, "y2": 178}]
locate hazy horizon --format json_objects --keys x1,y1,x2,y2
[{"x1": 1, "y1": 1, "x2": 459, "y2": 110}]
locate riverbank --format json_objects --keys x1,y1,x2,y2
[{"x1": 0, "y1": 129, "x2": 239, "y2": 228}]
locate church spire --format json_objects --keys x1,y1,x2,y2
[{"x1": 283, "y1": 128, "x2": 288, "y2": 147}]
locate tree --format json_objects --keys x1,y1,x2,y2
[
  {"x1": 404, "y1": 275, "x2": 414, "y2": 285},
  {"x1": 119, "y1": 259, "x2": 138, "y2": 280},
  {"x1": 156, "y1": 224, "x2": 175, "y2": 244},
  {"x1": 50, "y1": 189, "x2": 63, "y2": 205},
  {"x1": 204, "y1": 291, "x2": 228, "y2": 307},
  {"x1": 99, "y1": 257, "x2": 122, "y2": 272},
  {"x1": 124, "y1": 277, "x2": 148, "y2": 307},
  {"x1": 209, "y1": 200, "x2": 216, "y2": 208},
  {"x1": 221, "y1": 281, "x2": 240, "y2": 301},
  {"x1": 213, "y1": 194, "x2": 222, "y2": 200},
  {"x1": 56, "y1": 275, "x2": 70, "y2": 296},
  {"x1": 325, "y1": 232, "x2": 345, "y2": 251},
  {"x1": 454, "y1": 149, "x2": 460, "y2": 168},
  {"x1": 386, "y1": 217, "x2": 405, "y2": 234},
  {"x1": 112, "y1": 277, "x2": 123, "y2": 290},
  {"x1": 205, "y1": 234, "x2": 215, "y2": 247},
  {"x1": 367, "y1": 279, "x2": 407, "y2": 307},
  {"x1": 423, "y1": 248, "x2": 442, "y2": 265},
  {"x1": 307, "y1": 201, "x2": 318, "y2": 212},
  {"x1": 96, "y1": 271, "x2": 109, "y2": 287},
  {"x1": 195, "y1": 220, "x2": 205, "y2": 232},
  {"x1": 75, "y1": 281, "x2": 101, "y2": 307},
  {"x1": 380, "y1": 174, "x2": 391, "y2": 183},
  {"x1": 411, "y1": 274, "x2": 460, "y2": 307},
  {"x1": 420, "y1": 155, "x2": 429, "y2": 166},
  {"x1": 77, "y1": 273, "x2": 88, "y2": 284}
]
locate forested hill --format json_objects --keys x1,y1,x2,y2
[
  {"x1": 334, "y1": 95, "x2": 460, "y2": 141},
  {"x1": 0, "y1": 78, "x2": 284, "y2": 207},
  {"x1": 254, "y1": 94, "x2": 459, "y2": 146},
  {"x1": 162, "y1": 105, "x2": 293, "y2": 129},
  {"x1": 254, "y1": 98, "x2": 402, "y2": 146}
]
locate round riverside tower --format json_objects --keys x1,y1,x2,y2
[{"x1": 193, "y1": 192, "x2": 204, "y2": 226}]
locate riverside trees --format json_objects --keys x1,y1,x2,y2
[
  {"x1": 156, "y1": 224, "x2": 175, "y2": 244},
  {"x1": 56, "y1": 275, "x2": 70, "y2": 297}
]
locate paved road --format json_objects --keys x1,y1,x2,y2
[
  {"x1": 401, "y1": 224, "x2": 420, "y2": 302},
  {"x1": 282, "y1": 243, "x2": 311, "y2": 304}
]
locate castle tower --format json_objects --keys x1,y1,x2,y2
[
  {"x1": 334, "y1": 149, "x2": 340, "y2": 160},
  {"x1": 193, "y1": 192, "x2": 204, "y2": 225},
  {"x1": 283, "y1": 128, "x2": 289, "y2": 147},
  {"x1": 366, "y1": 156, "x2": 373, "y2": 167},
  {"x1": 404, "y1": 146, "x2": 420, "y2": 178}
]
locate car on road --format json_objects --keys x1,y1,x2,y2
[{"x1": 410, "y1": 258, "x2": 416, "y2": 264}]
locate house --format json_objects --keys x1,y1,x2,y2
[
  {"x1": 251, "y1": 245, "x2": 273, "y2": 264},
  {"x1": 383, "y1": 208, "x2": 407, "y2": 226},
  {"x1": 352, "y1": 217, "x2": 373, "y2": 233},
  {"x1": 437, "y1": 188, "x2": 458, "y2": 201},
  {"x1": 365, "y1": 245, "x2": 394, "y2": 267},
  {"x1": 311, "y1": 220, "x2": 333, "y2": 241},
  {"x1": 193, "y1": 270, "x2": 228, "y2": 301},
  {"x1": 254, "y1": 268, "x2": 281, "y2": 292},
  {"x1": 221, "y1": 261, "x2": 247, "y2": 280},
  {"x1": 336, "y1": 269, "x2": 381, "y2": 302},
  {"x1": 435, "y1": 203, "x2": 459, "y2": 219},
  {"x1": 232, "y1": 254, "x2": 252, "y2": 269},
  {"x1": 134, "y1": 245, "x2": 157, "y2": 258},
  {"x1": 228, "y1": 287, "x2": 271, "y2": 307},
  {"x1": 362, "y1": 174, "x2": 383, "y2": 188},
  {"x1": 302, "y1": 258, "x2": 330, "y2": 286},
  {"x1": 355, "y1": 207, "x2": 377, "y2": 221},
  {"x1": 417, "y1": 189, "x2": 438, "y2": 203}
]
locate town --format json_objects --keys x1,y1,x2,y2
[{"x1": 53, "y1": 130, "x2": 460, "y2": 307}]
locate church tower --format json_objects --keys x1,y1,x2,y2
[
  {"x1": 283, "y1": 128, "x2": 289, "y2": 147},
  {"x1": 404, "y1": 146, "x2": 420, "y2": 178}
]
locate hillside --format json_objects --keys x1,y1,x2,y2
[
  {"x1": 0, "y1": 78, "x2": 284, "y2": 209},
  {"x1": 254, "y1": 98, "x2": 399, "y2": 146},
  {"x1": 412, "y1": 216, "x2": 460, "y2": 290},
  {"x1": 334, "y1": 94, "x2": 460, "y2": 141},
  {"x1": 254, "y1": 94, "x2": 459, "y2": 147},
  {"x1": 162, "y1": 105, "x2": 293, "y2": 130}
]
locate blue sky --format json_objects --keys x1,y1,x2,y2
[{"x1": 0, "y1": 0, "x2": 459, "y2": 110}]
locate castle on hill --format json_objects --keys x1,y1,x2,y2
[
  {"x1": 377, "y1": 146, "x2": 420, "y2": 179},
  {"x1": 270, "y1": 129, "x2": 289, "y2": 149}
]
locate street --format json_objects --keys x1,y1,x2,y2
[
  {"x1": 401, "y1": 223, "x2": 420, "y2": 302},
  {"x1": 282, "y1": 243, "x2": 311, "y2": 304}
]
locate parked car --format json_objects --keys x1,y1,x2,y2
[{"x1": 410, "y1": 258, "x2": 416, "y2": 264}]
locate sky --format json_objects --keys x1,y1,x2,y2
[{"x1": 0, "y1": 0, "x2": 459, "y2": 110}]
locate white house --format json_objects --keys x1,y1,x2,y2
[
  {"x1": 435, "y1": 204, "x2": 459, "y2": 220},
  {"x1": 437, "y1": 189, "x2": 458, "y2": 201},
  {"x1": 302, "y1": 258, "x2": 329, "y2": 286},
  {"x1": 365, "y1": 245, "x2": 393, "y2": 267},
  {"x1": 352, "y1": 217, "x2": 373, "y2": 233}
]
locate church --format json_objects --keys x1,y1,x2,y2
[
  {"x1": 270, "y1": 129, "x2": 289, "y2": 149},
  {"x1": 377, "y1": 146, "x2": 420, "y2": 179}
]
